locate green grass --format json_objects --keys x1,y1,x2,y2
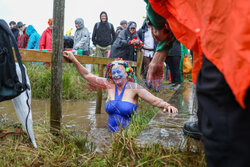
[
  {"x1": 1, "y1": 64, "x2": 205, "y2": 166},
  {"x1": 0, "y1": 105, "x2": 206, "y2": 167},
  {"x1": 25, "y1": 63, "x2": 96, "y2": 100}
]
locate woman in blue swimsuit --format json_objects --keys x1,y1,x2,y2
[{"x1": 63, "y1": 51, "x2": 178, "y2": 132}]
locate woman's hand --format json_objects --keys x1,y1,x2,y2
[
  {"x1": 163, "y1": 104, "x2": 178, "y2": 113},
  {"x1": 63, "y1": 51, "x2": 77, "y2": 63}
]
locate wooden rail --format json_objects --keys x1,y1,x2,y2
[
  {"x1": 18, "y1": 49, "x2": 143, "y2": 114},
  {"x1": 19, "y1": 49, "x2": 138, "y2": 67}
]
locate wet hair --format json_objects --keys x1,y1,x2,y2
[{"x1": 105, "y1": 58, "x2": 137, "y2": 83}]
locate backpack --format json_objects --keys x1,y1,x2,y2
[
  {"x1": 95, "y1": 22, "x2": 114, "y2": 42},
  {"x1": 96, "y1": 22, "x2": 112, "y2": 31},
  {"x1": 0, "y1": 19, "x2": 28, "y2": 102}
]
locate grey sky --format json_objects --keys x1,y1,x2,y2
[{"x1": 1, "y1": 0, "x2": 147, "y2": 35}]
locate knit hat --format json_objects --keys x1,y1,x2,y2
[
  {"x1": 120, "y1": 20, "x2": 127, "y2": 26},
  {"x1": 48, "y1": 18, "x2": 53, "y2": 25}
]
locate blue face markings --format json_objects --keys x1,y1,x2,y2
[{"x1": 112, "y1": 68, "x2": 125, "y2": 82}]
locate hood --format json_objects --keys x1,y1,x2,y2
[
  {"x1": 25, "y1": 25, "x2": 37, "y2": 36},
  {"x1": 100, "y1": 11, "x2": 108, "y2": 22},
  {"x1": 75, "y1": 18, "x2": 85, "y2": 29},
  {"x1": 126, "y1": 21, "x2": 137, "y2": 30}
]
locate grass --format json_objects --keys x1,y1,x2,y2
[
  {"x1": 25, "y1": 63, "x2": 96, "y2": 100},
  {"x1": 0, "y1": 106, "x2": 205, "y2": 167},
  {"x1": 1, "y1": 63, "x2": 206, "y2": 166},
  {"x1": 0, "y1": 82, "x2": 206, "y2": 166}
]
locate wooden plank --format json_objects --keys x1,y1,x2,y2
[
  {"x1": 95, "y1": 64, "x2": 105, "y2": 114},
  {"x1": 50, "y1": 0, "x2": 65, "y2": 135},
  {"x1": 19, "y1": 49, "x2": 138, "y2": 67}
]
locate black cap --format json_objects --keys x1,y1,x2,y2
[
  {"x1": 9, "y1": 21, "x2": 16, "y2": 26},
  {"x1": 17, "y1": 21, "x2": 25, "y2": 28}
]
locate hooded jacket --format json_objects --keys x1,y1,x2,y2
[
  {"x1": 73, "y1": 18, "x2": 90, "y2": 51},
  {"x1": 110, "y1": 21, "x2": 140, "y2": 61},
  {"x1": 39, "y1": 27, "x2": 52, "y2": 50},
  {"x1": 92, "y1": 11, "x2": 115, "y2": 47},
  {"x1": 26, "y1": 25, "x2": 40, "y2": 50},
  {"x1": 11, "y1": 28, "x2": 19, "y2": 42},
  {"x1": 17, "y1": 27, "x2": 29, "y2": 48}
]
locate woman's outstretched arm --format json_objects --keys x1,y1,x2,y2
[
  {"x1": 135, "y1": 84, "x2": 178, "y2": 113},
  {"x1": 63, "y1": 51, "x2": 109, "y2": 89}
]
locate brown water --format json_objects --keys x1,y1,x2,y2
[
  {"x1": 0, "y1": 82, "x2": 197, "y2": 151},
  {"x1": 0, "y1": 99, "x2": 108, "y2": 130}
]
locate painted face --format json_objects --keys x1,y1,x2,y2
[{"x1": 112, "y1": 66, "x2": 126, "y2": 84}]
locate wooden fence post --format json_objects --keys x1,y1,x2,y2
[
  {"x1": 50, "y1": 0, "x2": 65, "y2": 135},
  {"x1": 95, "y1": 64, "x2": 105, "y2": 114},
  {"x1": 136, "y1": 49, "x2": 143, "y2": 80}
]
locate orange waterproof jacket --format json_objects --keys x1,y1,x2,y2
[{"x1": 149, "y1": 0, "x2": 250, "y2": 108}]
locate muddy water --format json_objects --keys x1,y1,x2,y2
[
  {"x1": 0, "y1": 99, "x2": 108, "y2": 130},
  {"x1": 0, "y1": 82, "x2": 197, "y2": 151}
]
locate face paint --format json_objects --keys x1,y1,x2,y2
[{"x1": 112, "y1": 68, "x2": 125, "y2": 84}]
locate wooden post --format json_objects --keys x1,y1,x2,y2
[
  {"x1": 50, "y1": 0, "x2": 65, "y2": 134},
  {"x1": 95, "y1": 64, "x2": 105, "y2": 114},
  {"x1": 136, "y1": 49, "x2": 143, "y2": 80}
]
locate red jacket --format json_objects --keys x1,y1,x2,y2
[
  {"x1": 149, "y1": 0, "x2": 250, "y2": 108},
  {"x1": 39, "y1": 27, "x2": 52, "y2": 50},
  {"x1": 17, "y1": 27, "x2": 29, "y2": 48}
]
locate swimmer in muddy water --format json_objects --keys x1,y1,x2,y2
[{"x1": 63, "y1": 51, "x2": 178, "y2": 132}]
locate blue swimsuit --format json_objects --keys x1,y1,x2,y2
[{"x1": 105, "y1": 81, "x2": 137, "y2": 132}]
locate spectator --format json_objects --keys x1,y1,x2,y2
[
  {"x1": 39, "y1": 18, "x2": 53, "y2": 67},
  {"x1": 9, "y1": 21, "x2": 19, "y2": 42},
  {"x1": 165, "y1": 39, "x2": 182, "y2": 90},
  {"x1": 110, "y1": 21, "x2": 142, "y2": 61},
  {"x1": 138, "y1": 20, "x2": 157, "y2": 79},
  {"x1": 39, "y1": 18, "x2": 53, "y2": 51},
  {"x1": 17, "y1": 21, "x2": 29, "y2": 49},
  {"x1": 26, "y1": 25, "x2": 40, "y2": 50},
  {"x1": 73, "y1": 18, "x2": 90, "y2": 55},
  {"x1": 145, "y1": 0, "x2": 250, "y2": 166},
  {"x1": 115, "y1": 20, "x2": 127, "y2": 38},
  {"x1": 92, "y1": 11, "x2": 115, "y2": 58}
]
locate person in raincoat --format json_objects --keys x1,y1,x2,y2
[
  {"x1": 144, "y1": 0, "x2": 250, "y2": 166},
  {"x1": 39, "y1": 18, "x2": 52, "y2": 50},
  {"x1": 39, "y1": 18, "x2": 53, "y2": 67},
  {"x1": 26, "y1": 25, "x2": 40, "y2": 50},
  {"x1": 73, "y1": 18, "x2": 90, "y2": 55},
  {"x1": 110, "y1": 21, "x2": 142, "y2": 61}
]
